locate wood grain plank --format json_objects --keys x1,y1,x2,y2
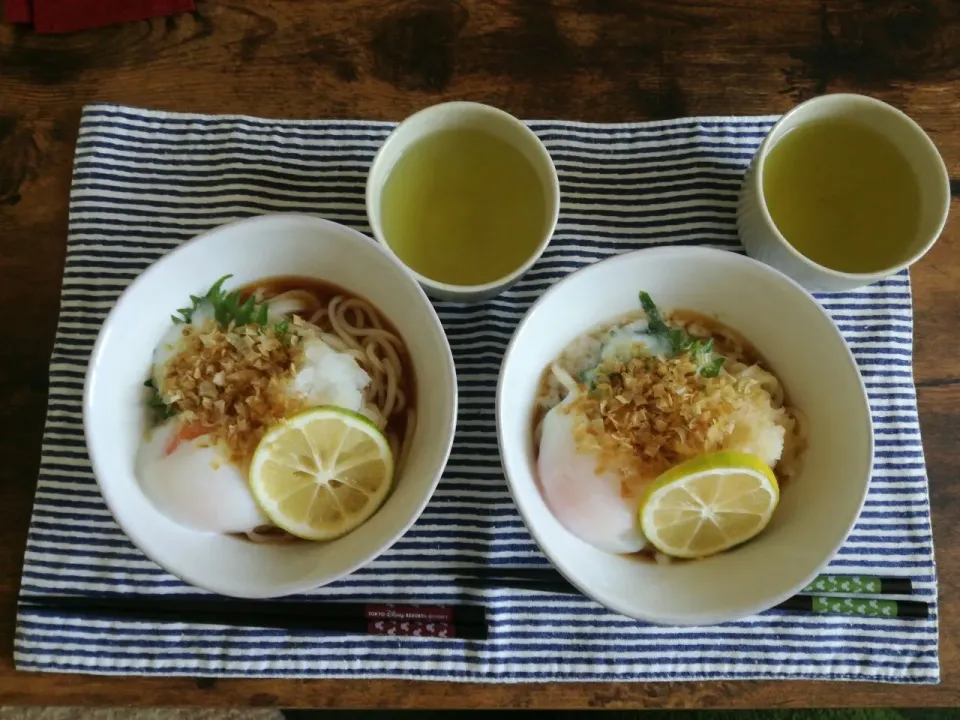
[{"x1": 1, "y1": 0, "x2": 958, "y2": 708}]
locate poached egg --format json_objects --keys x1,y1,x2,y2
[
  {"x1": 536, "y1": 370, "x2": 648, "y2": 555},
  {"x1": 136, "y1": 419, "x2": 268, "y2": 534}
]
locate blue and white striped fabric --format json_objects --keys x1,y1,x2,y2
[{"x1": 15, "y1": 103, "x2": 938, "y2": 682}]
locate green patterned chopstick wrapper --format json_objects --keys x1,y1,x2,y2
[
  {"x1": 778, "y1": 595, "x2": 929, "y2": 619},
  {"x1": 801, "y1": 575, "x2": 912, "y2": 595}
]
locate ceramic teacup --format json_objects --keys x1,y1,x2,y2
[
  {"x1": 366, "y1": 101, "x2": 560, "y2": 303},
  {"x1": 737, "y1": 94, "x2": 950, "y2": 293}
]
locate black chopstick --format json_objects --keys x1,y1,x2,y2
[
  {"x1": 459, "y1": 575, "x2": 580, "y2": 595},
  {"x1": 455, "y1": 570, "x2": 929, "y2": 620},
  {"x1": 775, "y1": 595, "x2": 929, "y2": 619},
  {"x1": 456, "y1": 566, "x2": 573, "y2": 582},
  {"x1": 455, "y1": 567, "x2": 913, "y2": 595},
  {"x1": 19, "y1": 595, "x2": 488, "y2": 641},
  {"x1": 799, "y1": 574, "x2": 914, "y2": 596},
  {"x1": 20, "y1": 594, "x2": 487, "y2": 624}
]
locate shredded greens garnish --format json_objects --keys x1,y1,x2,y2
[
  {"x1": 144, "y1": 378, "x2": 176, "y2": 420},
  {"x1": 173, "y1": 274, "x2": 270, "y2": 327},
  {"x1": 699, "y1": 356, "x2": 726, "y2": 378},
  {"x1": 172, "y1": 274, "x2": 289, "y2": 336},
  {"x1": 638, "y1": 291, "x2": 725, "y2": 377}
]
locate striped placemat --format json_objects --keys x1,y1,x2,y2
[{"x1": 14, "y1": 103, "x2": 938, "y2": 682}]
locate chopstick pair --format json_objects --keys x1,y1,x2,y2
[
  {"x1": 456, "y1": 568, "x2": 930, "y2": 619},
  {"x1": 17, "y1": 568, "x2": 927, "y2": 638},
  {"x1": 19, "y1": 595, "x2": 489, "y2": 641}
]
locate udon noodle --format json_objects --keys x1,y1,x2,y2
[
  {"x1": 241, "y1": 277, "x2": 417, "y2": 542},
  {"x1": 136, "y1": 274, "x2": 417, "y2": 544},
  {"x1": 531, "y1": 291, "x2": 807, "y2": 560},
  {"x1": 250, "y1": 282, "x2": 416, "y2": 465},
  {"x1": 534, "y1": 308, "x2": 807, "y2": 487}
]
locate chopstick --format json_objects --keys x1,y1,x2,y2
[
  {"x1": 18, "y1": 595, "x2": 488, "y2": 641},
  {"x1": 454, "y1": 568, "x2": 928, "y2": 620},
  {"x1": 777, "y1": 595, "x2": 928, "y2": 619},
  {"x1": 800, "y1": 574, "x2": 912, "y2": 596},
  {"x1": 457, "y1": 567, "x2": 913, "y2": 595}
]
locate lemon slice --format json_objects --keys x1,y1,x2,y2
[
  {"x1": 638, "y1": 452, "x2": 779, "y2": 559},
  {"x1": 249, "y1": 406, "x2": 394, "y2": 541}
]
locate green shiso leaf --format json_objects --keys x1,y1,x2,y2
[{"x1": 638, "y1": 291, "x2": 726, "y2": 378}]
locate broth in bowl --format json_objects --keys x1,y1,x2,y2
[
  {"x1": 137, "y1": 274, "x2": 416, "y2": 545},
  {"x1": 532, "y1": 291, "x2": 806, "y2": 561}
]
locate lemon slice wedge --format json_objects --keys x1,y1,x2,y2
[
  {"x1": 249, "y1": 406, "x2": 394, "y2": 541},
  {"x1": 638, "y1": 451, "x2": 779, "y2": 559}
]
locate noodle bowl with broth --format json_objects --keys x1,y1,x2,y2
[{"x1": 496, "y1": 246, "x2": 872, "y2": 624}]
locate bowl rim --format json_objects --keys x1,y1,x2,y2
[
  {"x1": 495, "y1": 245, "x2": 874, "y2": 625},
  {"x1": 83, "y1": 212, "x2": 459, "y2": 598}
]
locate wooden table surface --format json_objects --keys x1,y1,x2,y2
[{"x1": 1, "y1": 0, "x2": 959, "y2": 710}]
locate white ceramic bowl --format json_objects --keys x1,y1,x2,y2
[
  {"x1": 85, "y1": 214, "x2": 457, "y2": 598},
  {"x1": 497, "y1": 246, "x2": 873, "y2": 626}
]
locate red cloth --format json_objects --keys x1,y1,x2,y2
[
  {"x1": 6, "y1": 0, "x2": 195, "y2": 32},
  {"x1": 4, "y1": 0, "x2": 33, "y2": 23}
]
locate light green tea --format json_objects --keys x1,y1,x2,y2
[
  {"x1": 762, "y1": 118, "x2": 922, "y2": 273},
  {"x1": 380, "y1": 128, "x2": 548, "y2": 286}
]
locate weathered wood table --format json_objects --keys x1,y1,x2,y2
[{"x1": 1, "y1": 0, "x2": 957, "y2": 709}]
